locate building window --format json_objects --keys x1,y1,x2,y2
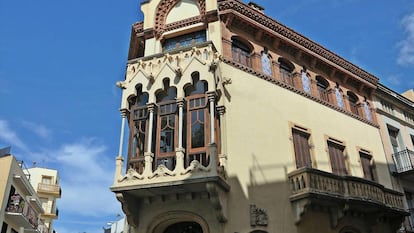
[
  {"x1": 156, "y1": 84, "x2": 178, "y2": 170},
  {"x1": 363, "y1": 97, "x2": 372, "y2": 121},
  {"x1": 301, "y1": 66, "x2": 311, "y2": 93},
  {"x1": 335, "y1": 83, "x2": 344, "y2": 109},
  {"x1": 381, "y1": 100, "x2": 394, "y2": 115},
  {"x1": 328, "y1": 139, "x2": 347, "y2": 175},
  {"x1": 278, "y1": 57, "x2": 294, "y2": 86},
  {"x1": 316, "y1": 76, "x2": 330, "y2": 102},
  {"x1": 232, "y1": 37, "x2": 252, "y2": 67},
  {"x1": 128, "y1": 88, "x2": 149, "y2": 174},
  {"x1": 185, "y1": 77, "x2": 209, "y2": 167},
  {"x1": 347, "y1": 91, "x2": 359, "y2": 115},
  {"x1": 359, "y1": 150, "x2": 375, "y2": 181},
  {"x1": 41, "y1": 176, "x2": 52, "y2": 184},
  {"x1": 388, "y1": 127, "x2": 401, "y2": 154},
  {"x1": 163, "y1": 30, "x2": 206, "y2": 52},
  {"x1": 292, "y1": 127, "x2": 312, "y2": 168},
  {"x1": 261, "y1": 47, "x2": 272, "y2": 76},
  {"x1": 404, "y1": 111, "x2": 414, "y2": 125}
]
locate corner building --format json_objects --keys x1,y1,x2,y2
[{"x1": 111, "y1": 1, "x2": 408, "y2": 233}]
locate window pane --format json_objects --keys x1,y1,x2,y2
[{"x1": 191, "y1": 110, "x2": 205, "y2": 148}]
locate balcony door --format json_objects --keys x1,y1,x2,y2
[{"x1": 163, "y1": 222, "x2": 202, "y2": 233}]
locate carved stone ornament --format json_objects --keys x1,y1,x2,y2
[
  {"x1": 250, "y1": 204, "x2": 268, "y2": 227},
  {"x1": 118, "y1": 168, "x2": 144, "y2": 182},
  {"x1": 148, "y1": 164, "x2": 176, "y2": 179},
  {"x1": 180, "y1": 159, "x2": 210, "y2": 175},
  {"x1": 154, "y1": 0, "x2": 206, "y2": 38}
]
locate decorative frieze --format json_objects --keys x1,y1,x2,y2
[{"x1": 250, "y1": 204, "x2": 268, "y2": 227}]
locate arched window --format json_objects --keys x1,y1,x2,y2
[
  {"x1": 261, "y1": 47, "x2": 272, "y2": 76},
  {"x1": 128, "y1": 86, "x2": 149, "y2": 174},
  {"x1": 163, "y1": 222, "x2": 202, "y2": 233},
  {"x1": 184, "y1": 74, "x2": 209, "y2": 167},
  {"x1": 278, "y1": 57, "x2": 294, "y2": 86},
  {"x1": 231, "y1": 37, "x2": 252, "y2": 67},
  {"x1": 347, "y1": 91, "x2": 359, "y2": 115},
  {"x1": 156, "y1": 80, "x2": 178, "y2": 170},
  {"x1": 316, "y1": 76, "x2": 330, "y2": 102},
  {"x1": 363, "y1": 97, "x2": 372, "y2": 121},
  {"x1": 301, "y1": 66, "x2": 311, "y2": 93}
]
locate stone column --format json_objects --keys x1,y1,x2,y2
[
  {"x1": 143, "y1": 103, "x2": 156, "y2": 176},
  {"x1": 272, "y1": 61, "x2": 280, "y2": 81},
  {"x1": 114, "y1": 109, "x2": 128, "y2": 183},
  {"x1": 217, "y1": 106, "x2": 227, "y2": 168},
  {"x1": 175, "y1": 98, "x2": 185, "y2": 172},
  {"x1": 207, "y1": 92, "x2": 216, "y2": 144}
]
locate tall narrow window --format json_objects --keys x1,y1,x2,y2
[
  {"x1": 347, "y1": 91, "x2": 359, "y2": 115},
  {"x1": 335, "y1": 83, "x2": 344, "y2": 109},
  {"x1": 328, "y1": 140, "x2": 347, "y2": 175},
  {"x1": 359, "y1": 151, "x2": 375, "y2": 181},
  {"x1": 292, "y1": 128, "x2": 312, "y2": 168},
  {"x1": 316, "y1": 76, "x2": 330, "y2": 102},
  {"x1": 388, "y1": 127, "x2": 400, "y2": 154},
  {"x1": 232, "y1": 37, "x2": 252, "y2": 67},
  {"x1": 128, "y1": 90, "x2": 149, "y2": 174},
  {"x1": 261, "y1": 48, "x2": 272, "y2": 76},
  {"x1": 185, "y1": 77, "x2": 209, "y2": 167},
  {"x1": 363, "y1": 97, "x2": 372, "y2": 121},
  {"x1": 278, "y1": 58, "x2": 294, "y2": 86},
  {"x1": 156, "y1": 85, "x2": 178, "y2": 170},
  {"x1": 301, "y1": 66, "x2": 311, "y2": 93}
]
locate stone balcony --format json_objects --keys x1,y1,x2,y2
[
  {"x1": 288, "y1": 167, "x2": 408, "y2": 227},
  {"x1": 37, "y1": 183, "x2": 62, "y2": 197}
]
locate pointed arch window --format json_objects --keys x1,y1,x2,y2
[
  {"x1": 156, "y1": 83, "x2": 178, "y2": 170},
  {"x1": 185, "y1": 76, "x2": 210, "y2": 167},
  {"x1": 232, "y1": 37, "x2": 252, "y2": 67},
  {"x1": 128, "y1": 88, "x2": 149, "y2": 174}
]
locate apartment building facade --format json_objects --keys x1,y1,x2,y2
[
  {"x1": 0, "y1": 152, "x2": 47, "y2": 233},
  {"x1": 111, "y1": 1, "x2": 409, "y2": 233},
  {"x1": 374, "y1": 86, "x2": 414, "y2": 232}
]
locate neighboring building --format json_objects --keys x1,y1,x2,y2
[
  {"x1": 0, "y1": 149, "x2": 47, "y2": 233},
  {"x1": 111, "y1": 1, "x2": 409, "y2": 233},
  {"x1": 27, "y1": 167, "x2": 61, "y2": 233},
  {"x1": 103, "y1": 216, "x2": 126, "y2": 233},
  {"x1": 374, "y1": 85, "x2": 414, "y2": 232}
]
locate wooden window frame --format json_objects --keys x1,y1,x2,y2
[
  {"x1": 291, "y1": 125, "x2": 312, "y2": 169},
  {"x1": 327, "y1": 138, "x2": 348, "y2": 175},
  {"x1": 359, "y1": 149, "x2": 375, "y2": 181}
]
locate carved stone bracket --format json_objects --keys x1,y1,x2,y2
[
  {"x1": 118, "y1": 168, "x2": 144, "y2": 182},
  {"x1": 206, "y1": 182, "x2": 228, "y2": 222},
  {"x1": 250, "y1": 204, "x2": 268, "y2": 227},
  {"x1": 148, "y1": 164, "x2": 176, "y2": 179},
  {"x1": 181, "y1": 160, "x2": 210, "y2": 175}
]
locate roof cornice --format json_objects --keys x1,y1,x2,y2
[{"x1": 217, "y1": 0, "x2": 379, "y2": 87}]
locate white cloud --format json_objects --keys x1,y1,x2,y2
[
  {"x1": 398, "y1": 12, "x2": 414, "y2": 65},
  {"x1": 21, "y1": 121, "x2": 51, "y2": 139},
  {"x1": 49, "y1": 138, "x2": 121, "y2": 217},
  {"x1": 0, "y1": 119, "x2": 29, "y2": 152}
]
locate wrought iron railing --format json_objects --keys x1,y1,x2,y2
[{"x1": 393, "y1": 149, "x2": 414, "y2": 173}]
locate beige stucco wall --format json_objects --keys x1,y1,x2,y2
[
  {"x1": 0, "y1": 156, "x2": 12, "y2": 223},
  {"x1": 221, "y1": 63, "x2": 392, "y2": 195}
]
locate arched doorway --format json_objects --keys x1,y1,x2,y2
[{"x1": 163, "y1": 221, "x2": 203, "y2": 233}]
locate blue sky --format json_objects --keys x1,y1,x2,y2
[{"x1": 1, "y1": 0, "x2": 414, "y2": 233}]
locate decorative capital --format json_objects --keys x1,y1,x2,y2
[
  {"x1": 250, "y1": 204, "x2": 268, "y2": 227},
  {"x1": 176, "y1": 98, "x2": 185, "y2": 107},
  {"x1": 207, "y1": 91, "x2": 216, "y2": 102},
  {"x1": 120, "y1": 108, "x2": 129, "y2": 118},
  {"x1": 146, "y1": 103, "x2": 157, "y2": 112},
  {"x1": 216, "y1": 106, "x2": 226, "y2": 115}
]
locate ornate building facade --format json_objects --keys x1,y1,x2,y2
[{"x1": 111, "y1": 1, "x2": 410, "y2": 233}]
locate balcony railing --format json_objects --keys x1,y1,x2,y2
[
  {"x1": 289, "y1": 168, "x2": 406, "y2": 211},
  {"x1": 5, "y1": 194, "x2": 39, "y2": 229},
  {"x1": 38, "y1": 183, "x2": 61, "y2": 197},
  {"x1": 393, "y1": 149, "x2": 414, "y2": 173}
]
